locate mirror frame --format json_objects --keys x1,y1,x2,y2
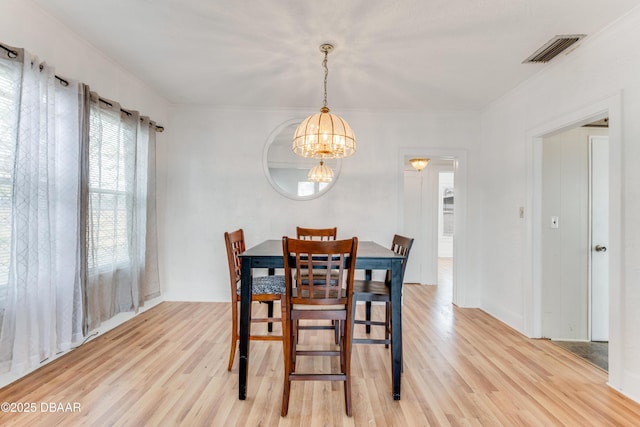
[{"x1": 262, "y1": 118, "x2": 342, "y2": 201}]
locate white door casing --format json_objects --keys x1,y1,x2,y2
[{"x1": 398, "y1": 148, "x2": 470, "y2": 307}]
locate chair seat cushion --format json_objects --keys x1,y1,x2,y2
[{"x1": 236, "y1": 275, "x2": 286, "y2": 295}]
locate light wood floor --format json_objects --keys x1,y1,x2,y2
[{"x1": 1, "y1": 283, "x2": 640, "y2": 426}]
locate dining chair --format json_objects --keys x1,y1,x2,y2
[
  {"x1": 224, "y1": 229, "x2": 285, "y2": 371},
  {"x1": 351, "y1": 234, "x2": 414, "y2": 362},
  {"x1": 280, "y1": 236, "x2": 358, "y2": 417}
]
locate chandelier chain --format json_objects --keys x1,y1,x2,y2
[{"x1": 322, "y1": 49, "x2": 328, "y2": 108}]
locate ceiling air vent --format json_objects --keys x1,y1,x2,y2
[{"x1": 523, "y1": 34, "x2": 586, "y2": 63}]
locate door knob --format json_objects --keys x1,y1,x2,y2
[{"x1": 595, "y1": 245, "x2": 607, "y2": 252}]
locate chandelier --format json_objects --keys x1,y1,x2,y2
[
  {"x1": 292, "y1": 44, "x2": 356, "y2": 159},
  {"x1": 307, "y1": 160, "x2": 334, "y2": 182},
  {"x1": 409, "y1": 158, "x2": 430, "y2": 172}
]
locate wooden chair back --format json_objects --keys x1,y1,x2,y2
[
  {"x1": 385, "y1": 234, "x2": 414, "y2": 284},
  {"x1": 296, "y1": 226, "x2": 338, "y2": 241},
  {"x1": 283, "y1": 237, "x2": 358, "y2": 307},
  {"x1": 224, "y1": 229, "x2": 245, "y2": 294}
]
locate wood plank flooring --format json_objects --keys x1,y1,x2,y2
[{"x1": 1, "y1": 282, "x2": 639, "y2": 426}]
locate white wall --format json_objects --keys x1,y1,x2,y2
[
  {"x1": 480, "y1": 6, "x2": 640, "y2": 401},
  {"x1": 160, "y1": 107, "x2": 480, "y2": 302}
]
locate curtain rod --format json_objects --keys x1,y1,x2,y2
[
  {"x1": 1, "y1": 43, "x2": 164, "y2": 133},
  {"x1": 3, "y1": 44, "x2": 70, "y2": 86},
  {"x1": 98, "y1": 98, "x2": 165, "y2": 132},
  {"x1": 1, "y1": 43, "x2": 17, "y2": 58}
]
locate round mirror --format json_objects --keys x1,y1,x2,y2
[{"x1": 263, "y1": 119, "x2": 341, "y2": 200}]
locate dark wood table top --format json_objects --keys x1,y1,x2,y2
[{"x1": 240, "y1": 239, "x2": 404, "y2": 261}]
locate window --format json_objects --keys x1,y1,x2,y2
[
  {"x1": 0, "y1": 58, "x2": 19, "y2": 298},
  {"x1": 87, "y1": 103, "x2": 137, "y2": 273},
  {"x1": 442, "y1": 188, "x2": 454, "y2": 236},
  {"x1": 297, "y1": 181, "x2": 329, "y2": 197}
]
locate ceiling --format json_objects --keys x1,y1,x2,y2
[{"x1": 32, "y1": 0, "x2": 640, "y2": 112}]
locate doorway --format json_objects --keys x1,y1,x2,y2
[
  {"x1": 540, "y1": 119, "x2": 609, "y2": 369},
  {"x1": 438, "y1": 171, "x2": 454, "y2": 297},
  {"x1": 526, "y1": 93, "x2": 622, "y2": 384},
  {"x1": 399, "y1": 147, "x2": 469, "y2": 307},
  {"x1": 402, "y1": 157, "x2": 455, "y2": 301}
]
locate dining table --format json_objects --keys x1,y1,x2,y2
[{"x1": 238, "y1": 239, "x2": 406, "y2": 401}]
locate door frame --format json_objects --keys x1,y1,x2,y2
[
  {"x1": 398, "y1": 148, "x2": 469, "y2": 307},
  {"x1": 524, "y1": 92, "x2": 622, "y2": 385}
]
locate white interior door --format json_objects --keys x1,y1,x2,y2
[{"x1": 590, "y1": 135, "x2": 609, "y2": 342}]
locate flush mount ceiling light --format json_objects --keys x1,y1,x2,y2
[
  {"x1": 409, "y1": 158, "x2": 430, "y2": 172},
  {"x1": 308, "y1": 160, "x2": 334, "y2": 182},
  {"x1": 292, "y1": 43, "x2": 356, "y2": 159}
]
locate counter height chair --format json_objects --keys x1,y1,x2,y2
[
  {"x1": 225, "y1": 229, "x2": 285, "y2": 371},
  {"x1": 351, "y1": 234, "x2": 414, "y2": 367},
  {"x1": 280, "y1": 236, "x2": 358, "y2": 417}
]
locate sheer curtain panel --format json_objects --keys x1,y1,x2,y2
[
  {"x1": 140, "y1": 117, "x2": 161, "y2": 301},
  {"x1": 0, "y1": 41, "x2": 161, "y2": 375},
  {"x1": 0, "y1": 47, "x2": 21, "y2": 322},
  {"x1": 0, "y1": 46, "x2": 83, "y2": 374},
  {"x1": 83, "y1": 92, "x2": 159, "y2": 331}
]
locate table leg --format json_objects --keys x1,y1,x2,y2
[
  {"x1": 390, "y1": 259, "x2": 403, "y2": 400},
  {"x1": 365, "y1": 269, "x2": 372, "y2": 334},
  {"x1": 239, "y1": 260, "x2": 253, "y2": 400}
]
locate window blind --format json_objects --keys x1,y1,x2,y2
[{"x1": 0, "y1": 57, "x2": 20, "y2": 297}]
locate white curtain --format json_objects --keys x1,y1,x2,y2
[
  {"x1": 0, "y1": 48, "x2": 83, "y2": 374},
  {"x1": 83, "y1": 93, "x2": 159, "y2": 331},
  {"x1": 0, "y1": 49, "x2": 21, "y2": 318},
  {"x1": 0, "y1": 42, "x2": 161, "y2": 374},
  {"x1": 140, "y1": 117, "x2": 161, "y2": 301}
]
